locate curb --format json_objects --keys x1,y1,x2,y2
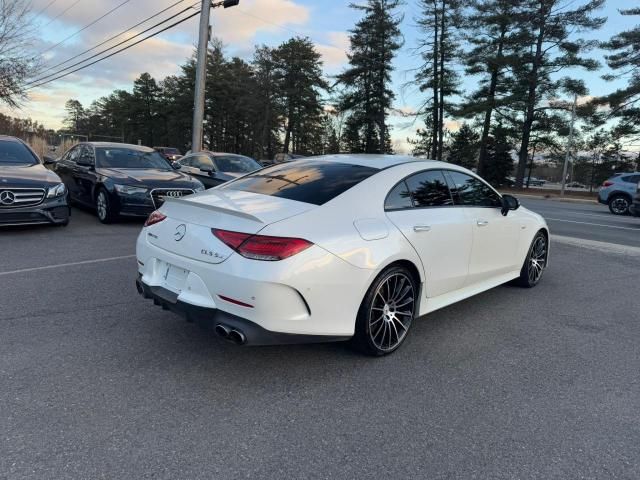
[
  {"x1": 509, "y1": 193, "x2": 598, "y2": 205},
  {"x1": 551, "y1": 235, "x2": 640, "y2": 257}
]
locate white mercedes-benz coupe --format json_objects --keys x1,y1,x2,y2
[{"x1": 136, "y1": 155, "x2": 549, "y2": 355}]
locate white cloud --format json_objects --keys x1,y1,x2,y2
[
  {"x1": 17, "y1": 0, "x2": 313, "y2": 127},
  {"x1": 316, "y1": 31, "x2": 349, "y2": 69}
]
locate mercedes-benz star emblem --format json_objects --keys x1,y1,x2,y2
[
  {"x1": 0, "y1": 191, "x2": 15, "y2": 205},
  {"x1": 174, "y1": 224, "x2": 186, "y2": 241}
]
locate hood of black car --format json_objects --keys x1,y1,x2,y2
[
  {"x1": 0, "y1": 164, "x2": 62, "y2": 187},
  {"x1": 99, "y1": 168, "x2": 196, "y2": 187}
]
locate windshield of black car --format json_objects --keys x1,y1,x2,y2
[
  {"x1": 96, "y1": 148, "x2": 171, "y2": 169},
  {"x1": 0, "y1": 140, "x2": 39, "y2": 165},
  {"x1": 221, "y1": 160, "x2": 378, "y2": 205},
  {"x1": 213, "y1": 155, "x2": 261, "y2": 174}
]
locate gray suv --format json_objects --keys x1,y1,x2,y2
[{"x1": 598, "y1": 172, "x2": 640, "y2": 215}]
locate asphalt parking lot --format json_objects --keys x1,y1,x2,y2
[{"x1": 1, "y1": 204, "x2": 639, "y2": 479}]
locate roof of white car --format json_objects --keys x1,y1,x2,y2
[{"x1": 311, "y1": 154, "x2": 440, "y2": 169}]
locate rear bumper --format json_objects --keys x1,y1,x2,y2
[
  {"x1": 0, "y1": 196, "x2": 70, "y2": 226},
  {"x1": 597, "y1": 191, "x2": 608, "y2": 205},
  {"x1": 136, "y1": 228, "x2": 373, "y2": 337},
  {"x1": 136, "y1": 276, "x2": 349, "y2": 346}
]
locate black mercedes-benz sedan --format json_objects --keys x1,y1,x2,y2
[
  {"x1": 55, "y1": 142, "x2": 204, "y2": 223},
  {"x1": 0, "y1": 135, "x2": 70, "y2": 227}
]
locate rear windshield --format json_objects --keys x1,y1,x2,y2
[
  {"x1": 221, "y1": 160, "x2": 378, "y2": 205},
  {"x1": 0, "y1": 140, "x2": 38, "y2": 165}
]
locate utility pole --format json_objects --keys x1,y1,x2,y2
[
  {"x1": 191, "y1": 0, "x2": 240, "y2": 153},
  {"x1": 560, "y1": 93, "x2": 577, "y2": 197}
]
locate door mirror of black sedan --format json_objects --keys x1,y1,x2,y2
[
  {"x1": 199, "y1": 165, "x2": 214, "y2": 175},
  {"x1": 172, "y1": 162, "x2": 181, "y2": 170},
  {"x1": 42, "y1": 155, "x2": 56, "y2": 165},
  {"x1": 501, "y1": 194, "x2": 520, "y2": 216},
  {"x1": 77, "y1": 156, "x2": 94, "y2": 168}
]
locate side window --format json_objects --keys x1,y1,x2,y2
[
  {"x1": 445, "y1": 171, "x2": 502, "y2": 207},
  {"x1": 385, "y1": 181, "x2": 413, "y2": 210},
  {"x1": 405, "y1": 170, "x2": 454, "y2": 207},
  {"x1": 67, "y1": 146, "x2": 81, "y2": 164},
  {"x1": 179, "y1": 155, "x2": 193, "y2": 167},
  {"x1": 81, "y1": 145, "x2": 95, "y2": 164},
  {"x1": 623, "y1": 175, "x2": 639, "y2": 184},
  {"x1": 199, "y1": 154, "x2": 214, "y2": 170}
]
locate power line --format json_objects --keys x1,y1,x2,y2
[
  {"x1": 33, "y1": 0, "x2": 60, "y2": 19},
  {"x1": 41, "y1": 0, "x2": 82, "y2": 28},
  {"x1": 27, "y1": 2, "x2": 198, "y2": 86},
  {"x1": 26, "y1": 9, "x2": 201, "y2": 90},
  {"x1": 39, "y1": 0, "x2": 131, "y2": 55},
  {"x1": 36, "y1": 0, "x2": 188, "y2": 76}
]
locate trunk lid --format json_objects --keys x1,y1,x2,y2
[{"x1": 144, "y1": 188, "x2": 314, "y2": 264}]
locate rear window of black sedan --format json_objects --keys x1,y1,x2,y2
[{"x1": 221, "y1": 160, "x2": 378, "y2": 205}]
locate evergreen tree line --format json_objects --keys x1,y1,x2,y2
[
  {"x1": 62, "y1": 37, "x2": 331, "y2": 160},
  {"x1": 58, "y1": 0, "x2": 639, "y2": 187}
]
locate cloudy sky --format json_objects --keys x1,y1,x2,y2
[{"x1": 3, "y1": 0, "x2": 636, "y2": 151}]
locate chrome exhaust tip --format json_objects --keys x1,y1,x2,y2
[
  {"x1": 215, "y1": 324, "x2": 231, "y2": 339},
  {"x1": 229, "y1": 329, "x2": 246, "y2": 345}
]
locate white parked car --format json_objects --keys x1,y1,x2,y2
[{"x1": 136, "y1": 155, "x2": 549, "y2": 356}]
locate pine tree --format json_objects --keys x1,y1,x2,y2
[
  {"x1": 458, "y1": 0, "x2": 525, "y2": 176},
  {"x1": 512, "y1": 0, "x2": 605, "y2": 187},
  {"x1": 63, "y1": 100, "x2": 86, "y2": 133},
  {"x1": 131, "y1": 73, "x2": 160, "y2": 146},
  {"x1": 414, "y1": 0, "x2": 463, "y2": 161},
  {"x1": 600, "y1": 8, "x2": 640, "y2": 139},
  {"x1": 483, "y1": 124, "x2": 514, "y2": 186},
  {"x1": 272, "y1": 37, "x2": 328, "y2": 155},
  {"x1": 337, "y1": 0, "x2": 403, "y2": 154},
  {"x1": 446, "y1": 123, "x2": 479, "y2": 169},
  {"x1": 252, "y1": 46, "x2": 282, "y2": 160}
]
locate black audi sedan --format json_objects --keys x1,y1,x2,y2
[
  {"x1": 55, "y1": 142, "x2": 204, "y2": 223},
  {"x1": 0, "y1": 135, "x2": 70, "y2": 227}
]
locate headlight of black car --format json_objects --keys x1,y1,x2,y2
[
  {"x1": 46, "y1": 183, "x2": 66, "y2": 198},
  {"x1": 114, "y1": 184, "x2": 149, "y2": 196}
]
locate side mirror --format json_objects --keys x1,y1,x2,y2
[
  {"x1": 43, "y1": 155, "x2": 56, "y2": 165},
  {"x1": 77, "y1": 157, "x2": 94, "y2": 168},
  {"x1": 172, "y1": 163, "x2": 181, "y2": 170},
  {"x1": 199, "y1": 165, "x2": 214, "y2": 175},
  {"x1": 501, "y1": 194, "x2": 520, "y2": 216}
]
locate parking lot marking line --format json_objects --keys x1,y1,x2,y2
[
  {"x1": 0, "y1": 254, "x2": 136, "y2": 276},
  {"x1": 545, "y1": 217, "x2": 640, "y2": 231}
]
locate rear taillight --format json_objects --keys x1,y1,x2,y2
[
  {"x1": 602, "y1": 180, "x2": 614, "y2": 187},
  {"x1": 144, "y1": 210, "x2": 167, "y2": 227},
  {"x1": 212, "y1": 228, "x2": 312, "y2": 261}
]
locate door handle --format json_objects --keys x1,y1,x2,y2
[
  {"x1": 413, "y1": 225, "x2": 431, "y2": 232},
  {"x1": 476, "y1": 220, "x2": 489, "y2": 227}
]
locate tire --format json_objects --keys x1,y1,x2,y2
[
  {"x1": 608, "y1": 194, "x2": 630, "y2": 215},
  {"x1": 95, "y1": 188, "x2": 115, "y2": 224},
  {"x1": 352, "y1": 265, "x2": 418, "y2": 356},
  {"x1": 515, "y1": 231, "x2": 548, "y2": 288}
]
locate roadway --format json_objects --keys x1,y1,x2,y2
[
  {"x1": 521, "y1": 196, "x2": 640, "y2": 248},
  {"x1": 1, "y1": 206, "x2": 639, "y2": 479}
]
